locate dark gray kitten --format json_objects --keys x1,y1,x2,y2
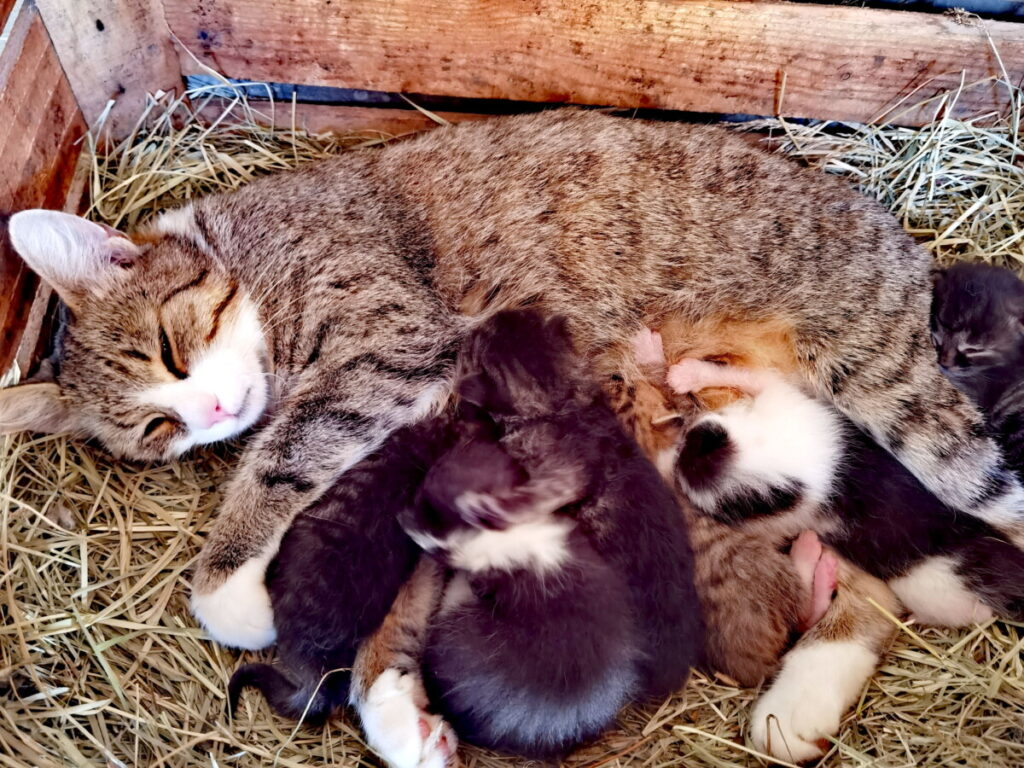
[
  {"x1": 401, "y1": 309, "x2": 703, "y2": 760},
  {"x1": 932, "y1": 262, "x2": 1024, "y2": 477}
]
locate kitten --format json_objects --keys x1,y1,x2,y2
[
  {"x1": 932, "y1": 262, "x2": 1024, "y2": 478},
  {"x1": 616, "y1": 332, "x2": 901, "y2": 764},
  {"x1": 402, "y1": 420, "x2": 639, "y2": 760},
  {"x1": 4, "y1": 111, "x2": 1021, "y2": 767},
  {"x1": 401, "y1": 309, "x2": 702, "y2": 760},
  {"x1": 226, "y1": 422, "x2": 441, "y2": 725}
]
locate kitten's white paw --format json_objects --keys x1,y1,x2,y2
[
  {"x1": 749, "y1": 640, "x2": 876, "y2": 763},
  {"x1": 631, "y1": 327, "x2": 665, "y2": 367},
  {"x1": 190, "y1": 559, "x2": 276, "y2": 650},
  {"x1": 889, "y1": 556, "x2": 994, "y2": 627},
  {"x1": 359, "y1": 668, "x2": 457, "y2": 768},
  {"x1": 666, "y1": 358, "x2": 707, "y2": 395}
]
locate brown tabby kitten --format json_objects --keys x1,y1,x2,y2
[{"x1": 2, "y1": 110, "x2": 1019, "y2": 662}]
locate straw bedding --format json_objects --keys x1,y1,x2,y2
[{"x1": 2, "y1": 79, "x2": 1023, "y2": 768}]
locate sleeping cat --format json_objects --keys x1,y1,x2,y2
[
  {"x1": 3, "y1": 110, "x2": 1023, "y2": 767},
  {"x1": 932, "y1": 262, "x2": 1024, "y2": 478}
]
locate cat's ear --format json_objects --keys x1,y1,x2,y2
[
  {"x1": 0, "y1": 382, "x2": 79, "y2": 435},
  {"x1": 930, "y1": 268, "x2": 946, "y2": 289},
  {"x1": 8, "y1": 210, "x2": 140, "y2": 308}
]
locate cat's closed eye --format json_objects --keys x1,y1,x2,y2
[
  {"x1": 142, "y1": 415, "x2": 177, "y2": 438},
  {"x1": 158, "y1": 327, "x2": 188, "y2": 380}
]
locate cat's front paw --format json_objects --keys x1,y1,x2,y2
[
  {"x1": 359, "y1": 668, "x2": 458, "y2": 768},
  {"x1": 191, "y1": 558, "x2": 276, "y2": 650},
  {"x1": 749, "y1": 640, "x2": 876, "y2": 763}
]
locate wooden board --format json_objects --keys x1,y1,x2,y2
[
  {"x1": 164, "y1": 0, "x2": 1024, "y2": 126},
  {"x1": 0, "y1": 0, "x2": 18, "y2": 29},
  {"x1": 197, "y1": 101, "x2": 492, "y2": 136},
  {"x1": 35, "y1": 0, "x2": 184, "y2": 138},
  {"x1": 0, "y1": 5, "x2": 85, "y2": 375}
]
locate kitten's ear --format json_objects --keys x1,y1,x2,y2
[
  {"x1": 457, "y1": 372, "x2": 492, "y2": 408},
  {"x1": 930, "y1": 268, "x2": 947, "y2": 289},
  {"x1": 0, "y1": 383, "x2": 78, "y2": 435},
  {"x1": 8, "y1": 210, "x2": 140, "y2": 307}
]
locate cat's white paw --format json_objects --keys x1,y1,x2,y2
[
  {"x1": 190, "y1": 559, "x2": 276, "y2": 650},
  {"x1": 749, "y1": 640, "x2": 876, "y2": 763},
  {"x1": 631, "y1": 327, "x2": 665, "y2": 367},
  {"x1": 359, "y1": 668, "x2": 457, "y2": 768}
]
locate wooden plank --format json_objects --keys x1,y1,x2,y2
[
  {"x1": 0, "y1": 5, "x2": 85, "y2": 375},
  {"x1": 0, "y1": 0, "x2": 17, "y2": 30},
  {"x1": 164, "y1": 0, "x2": 1024, "y2": 126},
  {"x1": 35, "y1": 0, "x2": 184, "y2": 137},
  {"x1": 197, "y1": 101, "x2": 493, "y2": 136}
]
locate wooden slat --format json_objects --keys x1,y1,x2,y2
[
  {"x1": 198, "y1": 101, "x2": 493, "y2": 136},
  {"x1": 164, "y1": 0, "x2": 1024, "y2": 126},
  {"x1": 35, "y1": 0, "x2": 184, "y2": 138},
  {"x1": 0, "y1": 5, "x2": 85, "y2": 375},
  {"x1": 0, "y1": 0, "x2": 18, "y2": 30}
]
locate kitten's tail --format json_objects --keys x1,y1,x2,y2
[{"x1": 228, "y1": 663, "x2": 347, "y2": 724}]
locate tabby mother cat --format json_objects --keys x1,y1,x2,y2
[{"x1": 2, "y1": 109, "x2": 1021, "y2": 675}]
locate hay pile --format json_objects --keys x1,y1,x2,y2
[{"x1": 3, "y1": 79, "x2": 1024, "y2": 768}]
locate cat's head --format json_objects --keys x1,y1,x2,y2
[
  {"x1": 0, "y1": 209, "x2": 269, "y2": 460},
  {"x1": 457, "y1": 308, "x2": 597, "y2": 418},
  {"x1": 931, "y1": 263, "x2": 1024, "y2": 372}
]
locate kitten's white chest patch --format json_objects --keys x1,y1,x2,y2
[{"x1": 449, "y1": 518, "x2": 573, "y2": 574}]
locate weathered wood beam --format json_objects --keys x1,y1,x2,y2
[{"x1": 164, "y1": 0, "x2": 1024, "y2": 126}]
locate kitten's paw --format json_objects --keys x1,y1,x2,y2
[
  {"x1": 889, "y1": 556, "x2": 995, "y2": 627},
  {"x1": 749, "y1": 640, "x2": 876, "y2": 763},
  {"x1": 631, "y1": 327, "x2": 665, "y2": 368},
  {"x1": 666, "y1": 358, "x2": 708, "y2": 395},
  {"x1": 789, "y1": 531, "x2": 839, "y2": 631},
  {"x1": 360, "y1": 668, "x2": 458, "y2": 768},
  {"x1": 191, "y1": 559, "x2": 276, "y2": 650}
]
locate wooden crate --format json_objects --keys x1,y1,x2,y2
[{"x1": 3, "y1": 0, "x2": 1023, "y2": 374}]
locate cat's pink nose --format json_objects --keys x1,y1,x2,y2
[{"x1": 203, "y1": 397, "x2": 236, "y2": 427}]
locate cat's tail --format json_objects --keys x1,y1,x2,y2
[{"x1": 228, "y1": 663, "x2": 347, "y2": 724}]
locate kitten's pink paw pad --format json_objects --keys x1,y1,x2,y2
[
  {"x1": 631, "y1": 328, "x2": 665, "y2": 367},
  {"x1": 666, "y1": 358, "x2": 708, "y2": 395},
  {"x1": 806, "y1": 551, "x2": 839, "y2": 629},
  {"x1": 789, "y1": 530, "x2": 823, "y2": 586},
  {"x1": 790, "y1": 531, "x2": 837, "y2": 632}
]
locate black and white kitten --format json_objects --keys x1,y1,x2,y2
[
  {"x1": 667, "y1": 358, "x2": 1024, "y2": 625},
  {"x1": 402, "y1": 309, "x2": 704, "y2": 760},
  {"x1": 932, "y1": 262, "x2": 1024, "y2": 477}
]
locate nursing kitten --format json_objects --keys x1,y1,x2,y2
[
  {"x1": 667, "y1": 357, "x2": 1024, "y2": 623},
  {"x1": 402, "y1": 415, "x2": 638, "y2": 760},
  {"x1": 932, "y1": 262, "x2": 1024, "y2": 477},
  {"x1": 4, "y1": 110, "x2": 1022, "y2": 767},
  {"x1": 226, "y1": 422, "x2": 441, "y2": 724},
  {"x1": 401, "y1": 309, "x2": 701, "y2": 759}
]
